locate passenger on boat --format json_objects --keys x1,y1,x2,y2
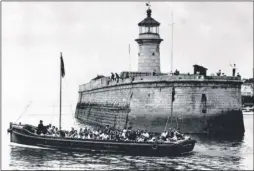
[
  {"x1": 109, "y1": 130, "x2": 115, "y2": 140},
  {"x1": 83, "y1": 129, "x2": 90, "y2": 139},
  {"x1": 64, "y1": 131, "x2": 69, "y2": 136},
  {"x1": 49, "y1": 125, "x2": 189, "y2": 143},
  {"x1": 83, "y1": 127, "x2": 87, "y2": 133},
  {"x1": 99, "y1": 132, "x2": 109, "y2": 140},
  {"x1": 70, "y1": 130, "x2": 78, "y2": 138},
  {"x1": 50, "y1": 126, "x2": 59, "y2": 137},
  {"x1": 105, "y1": 125, "x2": 111, "y2": 134},
  {"x1": 68, "y1": 127, "x2": 75, "y2": 137},
  {"x1": 37, "y1": 120, "x2": 45, "y2": 135},
  {"x1": 45, "y1": 125, "x2": 51, "y2": 135},
  {"x1": 48, "y1": 126, "x2": 55, "y2": 136},
  {"x1": 121, "y1": 128, "x2": 127, "y2": 139},
  {"x1": 51, "y1": 126, "x2": 55, "y2": 132},
  {"x1": 141, "y1": 130, "x2": 149, "y2": 141},
  {"x1": 93, "y1": 129, "x2": 99, "y2": 136},
  {"x1": 46, "y1": 124, "x2": 54, "y2": 135},
  {"x1": 166, "y1": 129, "x2": 184, "y2": 142},
  {"x1": 78, "y1": 128, "x2": 83, "y2": 138},
  {"x1": 114, "y1": 131, "x2": 120, "y2": 141},
  {"x1": 147, "y1": 133, "x2": 157, "y2": 142},
  {"x1": 89, "y1": 132, "x2": 94, "y2": 139},
  {"x1": 74, "y1": 130, "x2": 79, "y2": 138},
  {"x1": 160, "y1": 131, "x2": 169, "y2": 141},
  {"x1": 174, "y1": 130, "x2": 185, "y2": 140},
  {"x1": 59, "y1": 130, "x2": 66, "y2": 137},
  {"x1": 128, "y1": 130, "x2": 137, "y2": 141},
  {"x1": 55, "y1": 127, "x2": 59, "y2": 133},
  {"x1": 55, "y1": 127, "x2": 59, "y2": 135},
  {"x1": 137, "y1": 136, "x2": 144, "y2": 142}
]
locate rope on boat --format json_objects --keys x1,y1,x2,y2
[
  {"x1": 125, "y1": 91, "x2": 133, "y2": 129},
  {"x1": 176, "y1": 117, "x2": 179, "y2": 130},
  {"x1": 164, "y1": 85, "x2": 175, "y2": 131},
  {"x1": 15, "y1": 101, "x2": 33, "y2": 123},
  {"x1": 71, "y1": 104, "x2": 78, "y2": 127}
]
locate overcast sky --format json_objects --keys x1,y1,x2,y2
[{"x1": 2, "y1": 2, "x2": 253, "y2": 119}]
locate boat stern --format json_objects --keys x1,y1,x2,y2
[
  {"x1": 7, "y1": 122, "x2": 13, "y2": 133},
  {"x1": 178, "y1": 138, "x2": 197, "y2": 154}
]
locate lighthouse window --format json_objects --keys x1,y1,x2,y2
[
  {"x1": 152, "y1": 27, "x2": 156, "y2": 33},
  {"x1": 148, "y1": 27, "x2": 151, "y2": 33},
  {"x1": 140, "y1": 27, "x2": 144, "y2": 34},
  {"x1": 152, "y1": 52, "x2": 155, "y2": 56},
  {"x1": 139, "y1": 26, "x2": 159, "y2": 34},
  {"x1": 156, "y1": 27, "x2": 159, "y2": 33},
  {"x1": 140, "y1": 25, "x2": 159, "y2": 33}
]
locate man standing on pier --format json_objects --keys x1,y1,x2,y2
[
  {"x1": 115, "y1": 73, "x2": 120, "y2": 83},
  {"x1": 111, "y1": 72, "x2": 115, "y2": 81},
  {"x1": 230, "y1": 64, "x2": 237, "y2": 76}
]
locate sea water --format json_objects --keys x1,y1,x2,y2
[{"x1": 1, "y1": 105, "x2": 253, "y2": 170}]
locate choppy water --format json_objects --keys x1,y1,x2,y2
[{"x1": 2, "y1": 111, "x2": 253, "y2": 170}]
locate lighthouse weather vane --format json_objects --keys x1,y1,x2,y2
[{"x1": 146, "y1": 1, "x2": 151, "y2": 9}]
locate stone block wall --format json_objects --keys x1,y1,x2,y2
[{"x1": 75, "y1": 77, "x2": 244, "y2": 134}]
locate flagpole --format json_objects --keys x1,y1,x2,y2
[
  {"x1": 59, "y1": 52, "x2": 62, "y2": 130},
  {"x1": 129, "y1": 44, "x2": 131, "y2": 72}
]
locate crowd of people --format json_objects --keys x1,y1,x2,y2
[
  {"x1": 214, "y1": 64, "x2": 240, "y2": 77},
  {"x1": 170, "y1": 64, "x2": 241, "y2": 77},
  {"x1": 36, "y1": 120, "x2": 189, "y2": 143}
]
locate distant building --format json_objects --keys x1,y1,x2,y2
[
  {"x1": 241, "y1": 79, "x2": 253, "y2": 106},
  {"x1": 193, "y1": 65, "x2": 207, "y2": 76},
  {"x1": 241, "y1": 83, "x2": 253, "y2": 97}
]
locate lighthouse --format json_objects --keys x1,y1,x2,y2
[{"x1": 135, "y1": 6, "x2": 163, "y2": 73}]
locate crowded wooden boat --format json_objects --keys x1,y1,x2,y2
[{"x1": 7, "y1": 121, "x2": 196, "y2": 156}]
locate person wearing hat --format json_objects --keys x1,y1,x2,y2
[{"x1": 37, "y1": 120, "x2": 44, "y2": 135}]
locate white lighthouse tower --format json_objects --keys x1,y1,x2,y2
[{"x1": 135, "y1": 5, "x2": 163, "y2": 73}]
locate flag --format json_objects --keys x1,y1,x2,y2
[
  {"x1": 172, "y1": 87, "x2": 175, "y2": 102},
  {"x1": 60, "y1": 52, "x2": 65, "y2": 78}
]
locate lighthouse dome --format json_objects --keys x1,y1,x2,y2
[{"x1": 138, "y1": 8, "x2": 160, "y2": 27}]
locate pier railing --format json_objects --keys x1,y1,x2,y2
[{"x1": 78, "y1": 73, "x2": 241, "y2": 92}]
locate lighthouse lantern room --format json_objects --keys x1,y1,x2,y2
[{"x1": 135, "y1": 5, "x2": 163, "y2": 73}]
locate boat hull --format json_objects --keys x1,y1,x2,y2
[{"x1": 8, "y1": 125, "x2": 196, "y2": 157}]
